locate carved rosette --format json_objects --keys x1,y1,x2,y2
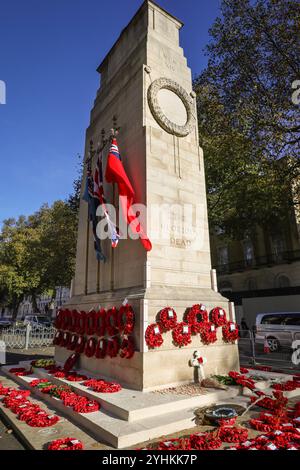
[{"x1": 147, "y1": 78, "x2": 196, "y2": 137}]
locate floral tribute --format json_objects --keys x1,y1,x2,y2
[
  {"x1": 145, "y1": 323, "x2": 164, "y2": 349},
  {"x1": 95, "y1": 308, "x2": 106, "y2": 337},
  {"x1": 118, "y1": 304, "x2": 135, "y2": 335},
  {"x1": 190, "y1": 432, "x2": 222, "y2": 450},
  {"x1": 172, "y1": 323, "x2": 192, "y2": 347},
  {"x1": 159, "y1": 307, "x2": 178, "y2": 331},
  {"x1": 186, "y1": 304, "x2": 208, "y2": 333},
  {"x1": 222, "y1": 321, "x2": 239, "y2": 343},
  {"x1": 157, "y1": 438, "x2": 192, "y2": 450},
  {"x1": 210, "y1": 307, "x2": 227, "y2": 327},
  {"x1": 9, "y1": 367, "x2": 32, "y2": 377},
  {"x1": 84, "y1": 337, "x2": 97, "y2": 358},
  {"x1": 119, "y1": 336, "x2": 135, "y2": 359},
  {"x1": 199, "y1": 322, "x2": 218, "y2": 345},
  {"x1": 48, "y1": 438, "x2": 84, "y2": 451},
  {"x1": 107, "y1": 337, "x2": 120, "y2": 358},
  {"x1": 82, "y1": 379, "x2": 122, "y2": 393},
  {"x1": 106, "y1": 307, "x2": 119, "y2": 336}
]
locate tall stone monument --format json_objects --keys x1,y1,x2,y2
[{"x1": 55, "y1": 0, "x2": 239, "y2": 390}]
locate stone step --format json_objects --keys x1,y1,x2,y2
[{"x1": 10, "y1": 361, "x2": 241, "y2": 422}]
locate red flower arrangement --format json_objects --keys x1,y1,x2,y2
[
  {"x1": 119, "y1": 336, "x2": 135, "y2": 359},
  {"x1": 86, "y1": 310, "x2": 97, "y2": 336},
  {"x1": 210, "y1": 307, "x2": 227, "y2": 327},
  {"x1": 145, "y1": 323, "x2": 164, "y2": 349},
  {"x1": 53, "y1": 330, "x2": 63, "y2": 346},
  {"x1": 67, "y1": 334, "x2": 79, "y2": 351},
  {"x1": 75, "y1": 311, "x2": 87, "y2": 335},
  {"x1": 65, "y1": 372, "x2": 88, "y2": 382},
  {"x1": 222, "y1": 321, "x2": 239, "y2": 343},
  {"x1": 118, "y1": 305, "x2": 135, "y2": 335},
  {"x1": 229, "y1": 371, "x2": 256, "y2": 390},
  {"x1": 94, "y1": 308, "x2": 106, "y2": 337},
  {"x1": 75, "y1": 336, "x2": 86, "y2": 354},
  {"x1": 172, "y1": 322, "x2": 192, "y2": 347},
  {"x1": 199, "y1": 322, "x2": 217, "y2": 345},
  {"x1": 61, "y1": 309, "x2": 71, "y2": 331},
  {"x1": 157, "y1": 438, "x2": 192, "y2": 450},
  {"x1": 73, "y1": 399, "x2": 100, "y2": 414},
  {"x1": 63, "y1": 353, "x2": 80, "y2": 373},
  {"x1": 9, "y1": 367, "x2": 32, "y2": 377},
  {"x1": 26, "y1": 413, "x2": 60, "y2": 428},
  {"x1": 60, "y1": 332, "x2": 71, "y2": 348},
  {"x1": 95, "y1": 338, "x2": 107, "y2": 359},
  {"x1": 272, "y1": 380, "x2": 300, "y2": 392},
  {"x1": 69, "y1": 310, "x2": 78, "y2": 333},
  {"x1": 190, "y1": 432, "x2": 222, "y2": 450},
  {"x1": 84, "y1": 337, "x2": 97, "y2": 358},
  {"x1": 48, "y1": 438, "x2": 84, "y2": 451},
  {"x1": 218, "y1": 426, "x2": 249, "y2": 443},
  {"x1": 187, "y1": 304, "x2": 208, "y2": 334},
  {"x1": 106, "y1": 307, "x2": 119, "y2": 336},
  {"x1": 55, "y1": 309, "x2": 64, "y2": 329},
  {"x1": 107, "y1": 337, "x2": 120, "y2": 358},
  {"x1": 159, "y1": 307, "x2": 178, "y2": 331},
  {"x1": 82, "y1": 379, "x2": 122, "y2": 393}
]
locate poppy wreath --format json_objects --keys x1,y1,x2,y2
[
  {"x1": 210, "y1": 307, "x2": 227, "y2": 327},
  {"x1": 53, "y1": 330, "x2": 63, "y2": 346},
  {"x1": 119, "y1": 336, "x2": 135, "y2": 359},
  {"x1": 73, "y1": 399, "x2": 100, "y2": 414},
  {"x1": 222, "y1": 321, "x2": 239, "y2": 343},
  {"x1": 95, "y1": 308, "x2": 106, "y2": 337},
  {"x1": 84, "y1": 337, "x2": 97, "y2": 358},
  {"x1": 65, "y1": 373, "x2": 88, "y2": 382},
  {"x1": 106, "y1": 307, "x2": 119, "y2": 336},
  {"x1": 27, "y1": 413, "x2": 60, "y2": 428},
  {"x1": 117, "y1": 305, "x2": 135, "y2": 335},
  {"x1": 187, "y1": 304, "x2": 209, "y2": 334},
  {"x1": 61, "y1": 309, "x2": 71, "y2": 331},
  {"x1": 48, "y1": 438, "x2": 84, "y2": 451},
  {"x1": 75, "y1": 311, "x2": 87, "y2": 335},
  {"x1": 55, "y1": 310, "x2": 64, "y2": 329},
  {"x1": 95, "y1": 338, "x2": 107, "y2": 359},
  {"x1": 159, "y1": 307, "x2": 178, "y2": 331},
  {"x1": 218, "y1": 426, "x2": 249, "y2": 443},
  {"x1": 145, "y1": 323, "x2": 164, "y2": 349},
  {"x1": 75, "y1": 336, "x2": 86, "y2": 354},
  {"x1": 107, "y1": 337, "x2": 120, "y2": 358},
  {"x1": 82, "y1": 379, "x2": 122, "y2": 394},
  {"x1": 190, "y1": 432, "x2": 222, "y2": 450},
  {"x1": 86, "y1": 310, "x2": 97, "y2": 336},
  {"x1": 69, "y1": 310, "x2": 79, "y2": 333},
  {"x1": 9, "y1": 367, "x2": 32, "y2": 377},
  {"x1": 157, "y1": 438, "x2": 192, "y2": 451},
  {"x1": 200, "y1": 322, "x2": 218, "y2": 345},
  {"x1": 172, "y1": 322, "x2": 192, "y2": 347},
  {"x1": 60, "y1": 331, "x2": 71, "y2": 348},
  {"x1": 63, "y1": 353, "x2": 80, "y2": 373},
  {"x1": 67, "y1": 334, "x2": 79, "y2": 351}
]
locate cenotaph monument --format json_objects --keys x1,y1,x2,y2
[{"x1": 55, "y1": 0, "x2": 239, "y2": 391}]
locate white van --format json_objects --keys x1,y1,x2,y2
[
  {"x1": 23, "y1": 315, "x2": 52, "y2": 328},
  {"x1": 255, "y1": 312, "x2": 300, "y2": 352}
]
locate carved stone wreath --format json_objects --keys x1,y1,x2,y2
[{"x1": 147, "y1": 78, "x2": 195, "y2": 137}]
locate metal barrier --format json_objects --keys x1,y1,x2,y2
[
  {"x1": 238, "y1": 329, "x2": 300, "y2": 371},
  {"x1": 0, "y1": 324, "x2": 55, "y2": 350}
]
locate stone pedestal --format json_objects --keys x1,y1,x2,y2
[{"x1": 56, "y1": 0, "x2": 239, "y2": 391}]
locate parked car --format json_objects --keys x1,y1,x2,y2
[
  {"x1": 255, "y1": 312, "x2": 300, "y2": 352},
  {"x1": 23, "y1": 315, "x2": 52, "y2": 328},
  {"x1": 0, "y1": 319, "x2": 12, "y2": 330}
]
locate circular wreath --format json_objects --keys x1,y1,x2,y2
[
  {"x1": 106, "y1": 307, "x2": 119, "y2": 336},
  {"x1": 53, "y1": 330, "x2": 63, "y2": 346},
  {"x1": 75, "y1": 311, "x2": 87, "y2": 335},
  {"x1": 95, "y1": 338, "x2": 107, "y2": 359},
  {"x1": 119, "y1": 336, "x2": 135, "y2": 359},
  {"x1": 27, "y1": 413, "x2": 60, "y2": 428},
  {"x1": 69, "y1": 310, "x2": 78, "y2": 333},
  {"x1": 210, "y1": 307, "x2": 227, "y2": 327},
  {"x1": 48, "y1": 438, "x2": 84, "y2": 451},
  {"x1": 84, "y1": 337, "x2": 96, "y2": 358},
  {"x1": 63, "y1": 353, "x2": 79, "y2": 373},
  {"x1": 95, "y1": 308, "x2": 106, "y2": 337},
  {"x1": 61, "y1": 309, "x2": 71, "y2": 331},
  {"x1": 107, "y1": 337, "x2": 120, "y2": 358},
  {"x1": 222, "y1": 321, "x2": 239, "y2": 343},
  {"x1": 172, "y1": 322, "x2": 192, "y2": 347},
  {"x1": 117, "y1": 305, "x2": 135, "y2": 335},
  {"x1": 75, "y1": 336, "x2": 86, "y2": 354},
  {"x1": 200, "y1": 322, "x2": 218, "y2": 345},
  {"x1": 187, "y1": 304, "x2": 209, "y2": 333},
  {"x1": 73, "y1": 399, "x2": 100, "y2": 414},
  {"x1": 86, "y1": 310, "x2": 97, "y2": 336},
  {"x1": 145, "y1": 323, "x2": 164, "y2": 349},
  {"x1": 67, "y1": 334, "x2": 79, "y2": 351},
  {"x1": 190, "y1": 432, "x2": 222, "y2": 450},
  {"x1": 60, "y1": 331, "x2": 71, "y2": 348},
  {"x1": 55, "y1": 310, "x2": 64, "y2": 329},
  {"x1": 159, "y1": 307, "x2": 178, "y2": 331},
  {"x1": 218, "y1": 426, "x2": 248, "y2": 443},
  {"x1": 82, "y1": 379, "x2": 122, "y2": 394}
]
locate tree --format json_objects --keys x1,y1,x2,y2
[{"x1": 195, "y1": 0, "x2": 300, "y2": 238}]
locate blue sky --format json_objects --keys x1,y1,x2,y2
[{"x1": 0, "y1": 0, "x2": 221, "y2": 222}]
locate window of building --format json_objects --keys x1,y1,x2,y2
[
  {"x1": 243, "y1": 239, "x2": 254, "y2": 266},
  {"x1": 271, "y1": 234, "x2": 286, "y2": 261},
  {"x1": 218, "y1": 246, "x2": 229, "y2": 266}
]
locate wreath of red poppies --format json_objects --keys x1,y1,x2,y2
[
  {"x1": 172, "y1": 322, "x2": 192, "y2": 347},
  {"x1": 73, "y1": 399, "x2": 100, "y2": 414},
  {"x1": 200, "y1": 322, "x2": 218, "y2": 345},
  {"x1": 67, "y1": 334, "x2": 79, "y2": 351},
  {"x1": 95, "y1": 308, "x2": 106, "y2": 337},
  {"x1": 68, "y1": 310, "x2": 78, "y2": 333},
  {"x1": 85, "y1": 310, "x2": 96, "y2": 336},
  {"x1": 75, "y1": 336, "x2": 86, "y2": 354},
  {"x1": 187, "y1": 304, "x2": 209, "y2": 333},
  {"x1": 106, "y1": 307, "x2": 119, "y2": 336},
  {"x1": 119, "y1": 336, "x2": 135, "y2": 359},
  {"x1": 82, "y1": 379, "x2": 122, "y2": 393},
  {"x1": 190, "y1": 432, "x2": 222, "y2": 450},
  {"x1": 117, "y1": 305, "x2": 135, "y2": 335},
  {"x1": 222, "y1": 321, "x2": 239, "y2": 343},
  {"x1": 53, "y1": 330, "x2": 63, "y2": 346},
  {"x1": 63, "y1": 353, "x2": 80, "y2": 373},
  {"x1": 48, "y1": 438, "x2": 84, "y2": 451},
  {"x1": 145, "y1": 323, "x2": 164, "y2": 349},
  {"x1": 60, "y1": 331, "x2": 71, "y2": 348},
  {"x1": 55, "y1": 310, "x2": 63, "y2": 329},
  {"x1": 159, "y1": 307, "x2": 178, "y2": 331},
  {"x1": 210, "y1": 307, "x2": 227, "y2": 327},
  {"x1": 107, "y1": 337, "x2": 120, "y2": 358},
  {"x1": 95, "y1": 338, "x2": 107, "y2": 359},
  {"x1": 218, "y1": 426, "x2": 248, "y2": 443},
  {"x1": 84, "y1": 337, "x2": 96, "y2": 358},
  {"x1": 75, "y1": 311, "x2": 87, "y2": 335}
]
